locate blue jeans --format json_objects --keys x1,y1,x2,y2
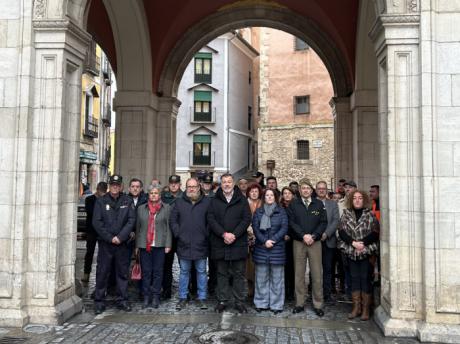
[{"x1": 179, "y1": 258, "x2": 207, "y2": 300}]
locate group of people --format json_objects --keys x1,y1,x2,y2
[{"x1": 83, "y1": 171, "x2": 381, "y2": 321}]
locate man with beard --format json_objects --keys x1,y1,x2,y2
[
  {"x1": 208, "y1": 173, "x2": 252, "y2": 313},
  {"x1": 170, "y1": 177, "x2": 211, "y2": 310}
]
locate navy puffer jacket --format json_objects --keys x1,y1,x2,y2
[{"x1": 252, "y1": 205, "x2": 288, "y2": 265}]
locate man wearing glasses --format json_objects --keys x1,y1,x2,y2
[{"x1": 170, "y1": 178, "x2": 211, "y2": 310}]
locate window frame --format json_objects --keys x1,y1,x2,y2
[
  {"x1": 297, "y1": 140, "x2": 310, "y2": 160},
  {"x1": 194, "y1": 54, "x2": 212, "y2": 83},
  {"x1": 193, "y1": 135, "x2": 212, "y2": 166},
  {"x1": 294, "y1": 37, "x2": 309, "y2": 51},
  {"x1": 294, "y1": 95, "x2": 310, "y2": 115}
]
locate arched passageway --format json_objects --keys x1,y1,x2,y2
[{"x1": 0, "y1": 0, "x2": 459, "y2": 342}]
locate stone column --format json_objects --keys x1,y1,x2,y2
[
  {"x1": 156, "y1": 97, "x2": 180, "y2": 185},
  {"x1": 113, "y1": 92, "x2": 179, "y2": 186},
  {"x1": 350, "y1": 90, "x2": 379, "y2": 188},
  {"x1": 0, "y1": 14, "x2": 90, "y2": 325},
  {"x1": 369, "y1": 10, "x2": 448, "y2": 341},
  {"x1": 331, "y1": 97, "x2": 353, "y2": 183}
]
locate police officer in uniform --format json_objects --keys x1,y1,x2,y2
[
  {"x1": 160, "y1": 175, "x2": 183, "y2": 299},
  {"x1": 201, "y1": 174, "x2": 215, "y2": 198},
  {"x1": 92, "y1": 174, "x2": 136, "y2": 314}
]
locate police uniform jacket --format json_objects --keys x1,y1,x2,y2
[
  {"x1": 287, "y1": 197, "x2": 327, "y2": 242},
  {"x1": 92, "y1": 193, "x2": 136, "y2": 244},
  {"x1": 161, "y1": 190, "x2": 183, "y2": 205}
]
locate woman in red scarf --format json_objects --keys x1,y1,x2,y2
[{"x1": 135, "y1": 184, "x2": 172, "y2": 309}]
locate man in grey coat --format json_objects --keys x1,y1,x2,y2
[{"x1": 316, "y1": 181, "x2": 340, "y2": 301}]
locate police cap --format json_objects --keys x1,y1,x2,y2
[
  {"x1": 108, "y1": 174, "x2": 123, "y2": 185},
  {"x1": 168, "y1": 175, "x2": 181, "y2": 184}
]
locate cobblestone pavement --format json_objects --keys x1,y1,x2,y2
[{"x1": 0, "y1": 241, "x2": 438, "y2": 344}]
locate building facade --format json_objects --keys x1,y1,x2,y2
[
  {"x1": 79, "y1": 41, "x2": 113, "y2": 195},
  {"x1": 251, "y1": 28, "x2": 334, "y2": 188},
  {"x1": 175, "y1": 33, "x2": 258, "y2": 182}
]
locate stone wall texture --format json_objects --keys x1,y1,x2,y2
[{"x1": 259, "y1": 124, "x2": 334, "y2": 188}]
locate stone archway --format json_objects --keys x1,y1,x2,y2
[
  {"x1": 158, "y1": 5, "x2": 353, "y2": 99},
  {"x1": 2, "y1": 1, "x2": 460, "y2": 342}
]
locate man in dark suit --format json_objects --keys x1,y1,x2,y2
[
  {"x1": 287, "y1": 178, "x2": 327, "y2": 316},
  {"x1": 316, "y1": 181, "x2": 340, "y2": 301}
]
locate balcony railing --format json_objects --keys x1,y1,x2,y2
[
  {"x1": 189, "y1": 106, "x2": 216, "y2": 123},
  {"x1": 85, "y1": 40, "x2": 100, "y2": 76},
  {"x1": 189, "y1": 151, "x2": 215, "y2": 167},
  {"x1": 102, "y1": 104, "x2": 111, "y2": 127},
  {"x1": 102, "y1": 57, "x2": 112, "y2": 85},
  {"x1": 194, "y1": 73, "x2": 212, "y2": 84},
  {"x1": 84, "y1": 117, "x2": 99, "y2": 138}
]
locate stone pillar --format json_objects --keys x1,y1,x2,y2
[
  {"x1": 0, "y1": 13, "x2": 90, "y2": 325},
  {"x1": 156, "y1": 97, "x2": 180, "y2": 185},
  {"x1": 350, "y1": 90, "x2": 379, "y2": 188},
  {"x1": 369, "y1": 8, "x2": 460, "y2": 342},
  {"x1": 331, "y1": 97, "x2": 353, "y2": 183},
  {"x1": 371, "y1": 11, "x2": 424, "y2": 337},
  {"x1": 113, "y1": 92, "x2": 179, "y2": 186}
]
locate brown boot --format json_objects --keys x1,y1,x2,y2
[
  {"x1": 348, "y1": 291, "x2": 362, "y2": 319},
  {"x1": 361, "y1": 293, "x2": 371, "y2": 321}
]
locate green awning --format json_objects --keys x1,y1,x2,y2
[
  {"x1": 195, "y1": 52, "x2": 212, "y2": 59},
  {"x1": 193, "y1": 135, "x2": 211, "y2": 143},
  {"x1": 194, "y1": 90, "x2": 212, "y2": 102}
]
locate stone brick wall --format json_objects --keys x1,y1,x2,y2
[{"x1": 258, "y1": 123, "x2": 334, "y2": 188}]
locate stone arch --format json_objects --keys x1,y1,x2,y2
[
  {"x1": 101, "y1": 0, "x2": 151, "y2": 91},
  {"x1": 158, "y1": 5, "x2": 354, "y2": 99}
]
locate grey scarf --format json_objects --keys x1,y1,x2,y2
[{"x1": 260, "y1": 203, "x2": 276, "y2": 231}]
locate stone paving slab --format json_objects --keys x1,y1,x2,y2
[{"x1": 0, "y1": 242, "x2": 441, "y2": 344}]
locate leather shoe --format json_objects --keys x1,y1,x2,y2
[
  {"x1": 94, "y1": 304, "x2": 105, "y2": 315},
  {"x1": 215, "y1": 302, "x2": 226, "y2": 313},
  {"x1": 314, "y1": 308, "x2": 324, "y2": 317},
  {"x1": 292, "y1": 306, "x2": 304, "y2": 314},
  {"x1": 117, "y1": 302, "x2": 132, "y2": 312},
  {"x1": 255, "y1": 307, "x2": 268, "y2": 313},
  {"x1": 152, "y1": 297, "x2": 160, "y2": 309},
  {"x1": 272, "y1": 309, "x2": 283, "y2": 315},
  {"x1": 234, "y1": 303, "x2": 247, "y2": 313}
]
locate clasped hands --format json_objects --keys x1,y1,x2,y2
[
  {"x1": 223, "y1": 232, "x2": 236, "y2": 245},
  {"x1": 302, "y1": 234, "x2": 315, "y2": 246},
  {"x1": 352, "y1": 240, "x2": 365, "y2": 253}
]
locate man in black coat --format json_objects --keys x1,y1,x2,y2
[
  {"x1": 170, "y1": 177, "x2": 211, "y2": 310},
  {"x1": 208, "y1": 173, "x2": 252, "y2": 313},
  {"x1": 92, "y1": 174, "x2": 136, "y2": 314},
  {"x1": 287, "y1": 178, "x2": 327, "y2": 317},
  {"x1": 82, "y1": 181, "x2": 108, "y2": 284}
]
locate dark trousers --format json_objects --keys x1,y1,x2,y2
[
  {"x1": 348, "y1": 257, "x2": 372, "y2": 293},
  {"x1": 322, "y1": 244, "x2": 335, "y2": 298},
  {"x1": 208, "y1": 259, "x2": 217, "y2": 293},
  {"x1": 341, "y1": 252, "x2": 352, "y2": 296},
  {"x1": 162, "y1": 238, "x2": 176, "y2": 294},
  {"x1": 84, "y1": 232, "x2": 97, "y2": 274},
  {"x1": 95, "y1": 240, "x2": 130, "y2": 305},
  {"x1": 140, "y1": 247, "x2": 165, "y2": 299},
  {"x1": 284, "y1": 239, "x2": 295, "y2": 299},
  {"x1": 216, "y1": 259, "x2": 246, "y2": 304}
]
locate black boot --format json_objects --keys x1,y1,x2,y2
[{"x1": 142, "y1": 296, "x2": 150, "y2": 309}]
